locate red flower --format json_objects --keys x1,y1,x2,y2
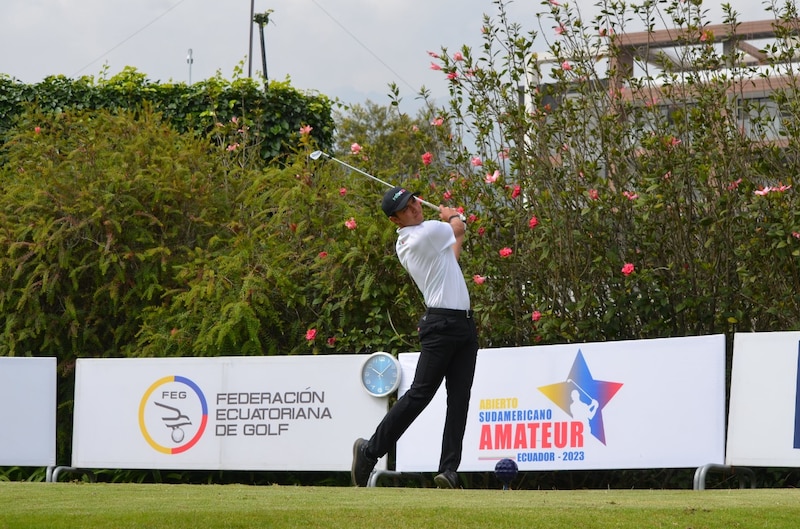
[
  {"x1": 511, "y1": 185, "x2": 521, "y2": 199},
  {"x1": 532, "y1": 311, "x2": 542, "y2": 322},
  {"x1": 422, "y1": 152, "x2": 433, "y2": 165},
  {"x1": 305, "y1": 329, "x2": 317, "y2": 341},
  {"x1": 621, "y1": 262, "x2": 635, "y2": 276},
  {"x1": 499, "y1": 247, "x2": 513, "y2": 258},
  {"x1": 528, "y1": 216, "x2": 539, "y2": 229},
  {"x1": 473, "y1": 275, "x2": 486, "y2": 285}
]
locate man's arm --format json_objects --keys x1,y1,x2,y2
[{"x1": 439, "y1": 206, "x2": 466, "y2": 260}]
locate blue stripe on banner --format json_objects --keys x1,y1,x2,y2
[{"x1": 794, "y1": 341, "x2": 800, "y2": 449}]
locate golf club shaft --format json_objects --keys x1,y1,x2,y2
[
  {"x1": 310, "y1": 151, "x2": 439, "y2": 211},
  {"x1": 567, "y1": 378, "x2": 593, "y2": 400}
]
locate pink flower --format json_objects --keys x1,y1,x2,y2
[
  {"x1": 299, "y1": 125, "x2": 313, "y2": 135},
  {"x1": 226, "y1": 143, "x2": 239, "y2": 151},
  {"x1": 528, "y1": 216, "x2": 539, "y2": 229},
  {"x1": 511, "y1": 185, "x2": 521, "y2": 199},
  {"x1": 499, "y1": 247, "x2": 513, "y2": 258},
  {"x1": 34, "y1": 126, "x2": 41, "y2": 134},
  {"x1": 485, "y1": 170, "x2": 499, "y2": 184},
  {"x1": 561, "y1": 61, "x2": 572, "y2": 71},
  {"x1": 727, "y1": 178, "x2": 742, "y2": 190},
  {"x1": 339, "y1": 187, "x2": 347, "y2": 196},
  {"x1": 532, "y1": 310, "x2": 542, "y2": 322},
  {"x1": 305, "y1": 329, "x2": 317, "y2": 341},
  {"x1": 431, "y1": 117, "x2": 444, "y2": 126},
  {"x1": 499, "y1": 148, "x2": 510, "y2": 160},
  {"x1": 754, "y1": 187, "x2": 770, "y2": 196},
  {"x1": 422, "y1": 152, "x2": 433, "y2": 165},
  {"x1": 468, "y1": 214, "x2": 478, "y2": 223},
  {"x1": 621, "y1": 262, "x2": 635, "y2": 276},
  {"x1": 453, "y1": 52, "x2": 464, "y2": 61},
  {"x1": 478, "y1": 227, "x2": 486, "y2": 237},
  {"x1": 447, "y1": 71, "x2": 459, "y2": 80},
  {"x1": 427, "y1": 50, "x2": 439, "y2": 58},
  {"x1": 327, "y1": 337, "x2": 336, "y2": 346},
  {"x1": 318, "y1": 251, "x2": 328, "y2": 258},
  {"x1": 555, "y1": 24, "x2": 566, "y2": 35},
  {"x1": 443, "y1": 190, "x2": 452, "y2": 200},
  {"x1": 793, "y1": 232, "x2": 800, "y2": 239},
  {"x1": 350, "y1": 143, "x2": 362, "y2": 155},
  {"x1": 470, "y1": 156, "x2": 483, "y2": 167},
  {"x1": 345, "y1": 217, "x2": 357, "y2": 230},
  {"x1": 473, "y1": 275, "x2": 486, "y2": 284},
  {"x1": 430, "y1": 62, "x2": 442, "y2": 71},
  {"x1": 588, "y1": 189, "x2": 599, "y2": 200},
  {"x1": 622, "y1": 190, "x2": 638, "y2": 200}
]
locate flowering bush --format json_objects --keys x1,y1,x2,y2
[{"x1": 406, "y1": 0, "x2": 800, "y2": 346}]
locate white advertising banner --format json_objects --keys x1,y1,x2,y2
[
  {"x1": 72, "y1": 356, "x2": 389, "y2": 471},
  {"x1": 726, "y1": 331, "x2": 800, "y2": 467},
  {"x1": 0, "y1": 357, "x2": 56, "y2": 466},
  {"x1": 397, "y1": 335, "x2": 726, "y2": 472}
]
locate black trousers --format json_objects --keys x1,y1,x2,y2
[{"x1": 367, "y1": 309, "x2": 479, "y2": 473}]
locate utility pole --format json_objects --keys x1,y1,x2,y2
[
  {"x1": 186, "y1": 48, "x2": 194, "y2": 85},
  {"x1": 253, "y1": 10, "x2": 273, "y2": 90},
  {"x1": 247, "y1": 0, "x2": 255, "y2": 77}
]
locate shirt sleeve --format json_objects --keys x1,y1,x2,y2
[{"x1": 424, "y1": 220, "x2": 457, "y2": 253}]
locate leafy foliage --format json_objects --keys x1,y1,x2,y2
[{"x1": 0, "y1": 65, "x2": 335, "y2": 163}]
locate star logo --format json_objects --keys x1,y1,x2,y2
[{"x1": 538, "y1": 350, "x2": 623, "y2": 445}]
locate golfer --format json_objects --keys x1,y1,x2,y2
[{"x1": 351, "y1": 186, "x2": 479, "y2": 489}]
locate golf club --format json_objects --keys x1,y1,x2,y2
[{"x1": 309, "y1": 150, "x2": 440, "y2": 211}]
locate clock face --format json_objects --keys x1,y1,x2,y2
[{"x1": 360, "y1": 352, "x2": 401, "y2": 397}]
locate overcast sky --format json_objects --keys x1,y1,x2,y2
[{"x1": 0, "y1": 0, "x2": 773, "y2": 112}]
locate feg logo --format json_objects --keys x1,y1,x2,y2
[
  {"x1": 539, "y1": 350, "x2": 623, "y2": 445},
  {"x1": 138, "y1": 375, "x2": 208, "y2": 454}
]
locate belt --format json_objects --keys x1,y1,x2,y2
[{"x1": 426, "y1": 307, "x2": 473, "y2": 319}]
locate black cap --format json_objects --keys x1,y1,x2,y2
[{"x1": 381, "y1": 186, "x2": 415, "y2": 217}]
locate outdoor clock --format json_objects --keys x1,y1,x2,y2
[{"x1": 360, "y1": 352, "x2": 401, "y2": 397}]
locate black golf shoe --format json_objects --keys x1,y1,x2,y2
[
  {"x1": 434, "y1": 470, "x2": 459, "y2": 489},
  {"x1": 351, "y1": 438, "x2": 377, "y2": 487}
]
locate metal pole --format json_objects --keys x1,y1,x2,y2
[
  {"x1": 259, "y1": 21, "x2": 268, "y2": 87},
  {"x1": 248, "y1": 0, "x2": 255, "y2": 77},
  {"x1": 186, "y1": 49, "x2": 193, "y2": 85}
]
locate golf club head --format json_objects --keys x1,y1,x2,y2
[{"x1": 309, "y1": 150, "x2": 326, "y2": 160}]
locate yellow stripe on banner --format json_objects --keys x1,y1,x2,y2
[{"x1": 138, "y1": 376, "x2": 175, "y2": 454}]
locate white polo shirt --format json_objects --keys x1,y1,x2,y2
[{"x1": 395, "y1": 220, "x2": 470, "y2": 310}]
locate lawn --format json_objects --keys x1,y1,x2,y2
[{"x1": 1, "y1": 482, "x2": 798, "y2": 528}]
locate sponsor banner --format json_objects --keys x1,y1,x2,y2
[
  {"x1": 72, "y1": 356, "x2": 388, "y2": 471},
  {"x1": 397, "y1": 335, "x2": 726, "y2": 472},
  {"x1": 726, "y1": 331, "x2": 800, "y2": 466},
  {"x1": 0, "y1": 357, "x2": 56, "y2": 466}
]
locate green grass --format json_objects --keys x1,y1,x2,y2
[{"x1": 1, "y1": 482, "x2": 799, "y2": 528}]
